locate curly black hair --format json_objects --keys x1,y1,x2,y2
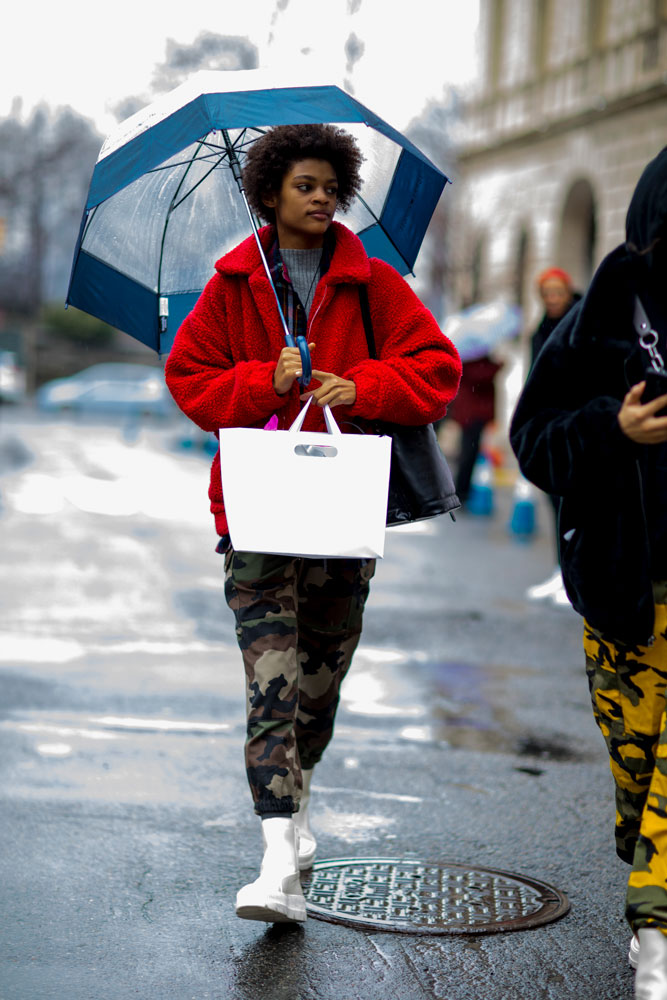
[{"x1": 242, "y1": 124, "x2": 364, "y2": 224}]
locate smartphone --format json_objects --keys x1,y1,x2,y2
[{"x1": 643, "y1": 368, "x2": 667, "y2": 415}]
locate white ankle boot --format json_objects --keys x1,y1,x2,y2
[
  {"x1": 635, "y1": 928, "x2": 667, "y2": 999},
  {"x1": 294, "y1": 768, "x2": 317, "y2": 870},
  {"x1": 235, "y1": 817, "x2": 306, "y2": 923}
]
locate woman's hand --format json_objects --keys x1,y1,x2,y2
[
  {"x1": 617, "y1": 381, "x2": 667, "y2": 443},
  {"x1": 273, "y1": 343, "x2": 316, "y2": 395},
  {"x1": 300, "y1": 370, "x2": 357, "y2": 408}
]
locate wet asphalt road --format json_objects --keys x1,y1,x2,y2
[{"x1": 0, "y1": 408, "x2": 634, "y2": 999}]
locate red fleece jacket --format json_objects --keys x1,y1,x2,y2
[{"x1": 165, "y1": 222, "x2": 461, "y2": 535}]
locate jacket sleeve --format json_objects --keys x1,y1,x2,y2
[
  {"x1": 509, "y1": 305, "x2": 634, "y2": 497},
  {"x1": 164, "y1": 272, "x2": 289, "y2": 432},
  {"x1": 343, "y1": 260, "x2": 462, "y2": 426}
]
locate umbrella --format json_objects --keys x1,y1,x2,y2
[
  {"x1": 66, "y1": 69, "x2": 449, "y2": 360},
  {"x1": 442, "y1": 301, "x2": 522, "y2": 362}
]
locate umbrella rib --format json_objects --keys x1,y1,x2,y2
[
  {"x1": 170, "y1": 152, "x2": 227, "y2": 212},
  {"x1": 148, "y1": 132, "x2": 254, "y2": 209},
  {"x1": 232, "y1": 126, "x2": 267, "y2": 150},
  {"x1": 146, "y1": 148, "x2": 227, "y2": 173}
]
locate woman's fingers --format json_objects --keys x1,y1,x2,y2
[
  {"x1": 619, "y1": 380, "x2": 667, "y2": 443},
  {"x1": 643, "y1": 392, "x2": 667, "y2": 416},
  {"x1": 626, "y1": 381, "x2": 646, "y2": 404},
  {"x1": 300, "y1": 371, "x2": 356, "y2": 407},
  {"x1": 274, "y1": 347, "x2": 308, "y2": 393}
]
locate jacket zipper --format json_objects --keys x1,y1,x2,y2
[
  {"x1": 635, "y1": 462, "x2": 656, "y2": 645},
  {"x1": 624, "y1": 354, "x2": 656, "y2": 645},
  {"x1": 307, "y1": 286, "x2": 330, "y2": 340}
]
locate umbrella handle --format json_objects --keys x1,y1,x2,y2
[
  {"x1": 296, "y1": 335, "x2": 311, "y2": 388},
  {"x1": 284, "y1": 332, "x2": 312, "y2": 388}
]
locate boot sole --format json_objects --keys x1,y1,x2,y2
[{"x1": 236, "y1": 892, "x2": 306, "y2": 923}]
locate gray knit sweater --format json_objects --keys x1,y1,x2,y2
[{"x1": 280, "y1": 247, "x2": 323, "y2": 315}]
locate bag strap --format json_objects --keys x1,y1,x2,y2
[
  {"x1": 289, "y1": 396, "x2": 341, "y2": 436},
  {"x1": 634, "y1": 295, "x2": 666, "y2": 373},
  {"x1": 358, "y1": 284, "x2": 376, "y2": 360}
]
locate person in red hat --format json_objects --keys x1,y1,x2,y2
[{"x1": 530, "y1": 267, "x2": 579, "y2": 367}]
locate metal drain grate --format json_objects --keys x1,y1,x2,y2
[{"x1": 302, "y1": 858, "x2": 570, "y2": 934}]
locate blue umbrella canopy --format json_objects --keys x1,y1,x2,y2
[{"x1": 66, "y1": 70, "x2": 449, "y2": 354}]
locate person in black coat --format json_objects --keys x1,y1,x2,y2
[
  {"x1": 525, "y1": 268, "x2": 581, "y2": 603},
  {"x1": 511, "y1": 147, "x2": 667, "y2": 1000}
]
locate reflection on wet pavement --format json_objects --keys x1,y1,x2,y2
[
  {"x1": 0, "y1": 708, "x2": 239, "y2": 804},
  {"x1": 316, "y1": 807, "x2": 397, "y2": 843},
  {"x1": 343, "y1": 649, "x2": 586, "y2": 762}
]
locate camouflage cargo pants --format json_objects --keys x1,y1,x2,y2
[
  {"x1": 584, "y1": 581, "x2": 667, "y2": 932},
  {"x1": 224, "y1": 550, "x2": 375, "y2": 816}
]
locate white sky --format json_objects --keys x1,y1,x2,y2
[{"x1": 1, "y1": 0, "x2": 480, "y2": 134}]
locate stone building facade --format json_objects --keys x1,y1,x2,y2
[{"x1": 452, "y1": 0, "x2": 667, "y2": 329}]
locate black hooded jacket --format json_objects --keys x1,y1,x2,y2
[{"x1": 510, "y1": 147, "x2": 667, "y2": 644}]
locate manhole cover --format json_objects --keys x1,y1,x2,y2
[{"x1": 302, "y1": 858, "x2": 569, "y2": 935}]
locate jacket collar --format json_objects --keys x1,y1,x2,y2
[{"x1": 215, "y1": 220, "x2": 372, "y2": 285}]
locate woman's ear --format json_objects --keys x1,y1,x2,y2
[{"x1": 262, "y1": 191, "x2": 277, "y2": 209}]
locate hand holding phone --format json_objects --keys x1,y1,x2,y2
[
  {"x1": 642, "y1": 368, "x2": 667, "y2": 415},
  {"x1": 619, "y1": 378, "x2": 667, "y2": 443}
]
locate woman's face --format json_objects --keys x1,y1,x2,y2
[
  {"x1": 540, "y1": 278, "x2": 573, "y2": 319},
  {"x1": 263, "y1": 158, "x2": 338, "y2": 249}
]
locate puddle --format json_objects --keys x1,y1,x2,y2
[
  {"x1": 343, "y1": 653, "x2": 585, "y2": 763},
  {"x1": 514, "y1": 734, "x2": 579, "y2": 762},
  {"x1": 316, "y1": 807, "x2": 396, "y2": 843}
]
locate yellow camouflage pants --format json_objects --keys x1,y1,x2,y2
[{"x1": 584, "y1": 582, "x2": 667, "y2": 933}]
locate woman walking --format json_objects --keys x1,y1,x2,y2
[{"x1": 165, "y1": 123, "x2": 461, "y2": 924}]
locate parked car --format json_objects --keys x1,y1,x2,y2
[{"x1": 36, "y1": 363, "x2": 176, "y2": 418}]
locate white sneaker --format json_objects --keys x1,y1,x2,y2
[
  {"x1": 235, "y1": 817, "x2": 306, "y2": 923},
  {"x1": 294, "y1": 768, "x2": 317, "y2": 870},
  {"x1": 526, "y1": 569, "x2": 563, "y2": 601}
]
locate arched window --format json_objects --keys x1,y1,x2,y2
[
  {"x1": 588, "y1": 0, "x2": 608, "y2": 52},
  {"x1": 470, "y1": 236, "x2": 485, "y2": 305},
  {"x1": 557, "y1": 179, "x2": 597, "y2": 290},
  {"x1": 488, "y1": 0, "x2": 506, "y2": 90},
  {"x1": 534, "y1": 0, "x2": 551, "y2": 74},
  {"x1": 514, "y1": 226, "x2": 531, "y2": 309}
]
